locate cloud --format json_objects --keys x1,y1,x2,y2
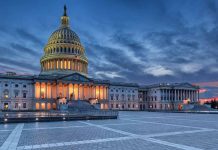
[
  {"x1": 194, "y1": 81, "x2": 218, "y2": 88},
  {"x1": 144, "y1": 65, "x2": 174, "y2": 77},
  {"x1": 179, "y1": 63, "x2": 203, "y2": 74},
  {"x1": 16, "y1": 28, "x2": 44, "y2": 46},
  {"x1": 0, "y1": 57, "x2": 39, "y2": 73},
  {"x1": 10, "y1": 43, "x2": 40, "y2": 56},
  {"x1": 95, "y1": 71, "x2": 123, "y2": 79}
]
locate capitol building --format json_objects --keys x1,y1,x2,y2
[{"x1": 0, "y1": 6, "x2": 199, "y2": 111}]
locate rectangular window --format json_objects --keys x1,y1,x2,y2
[
  {"x1": 15, "y1": 92, "x2": 19, "y2": 98},
  {"x1": 23, "y1": 93, "x2": 27, "y2": 98},
  {"x1": 15, "y1": 103, "x2": 18, "y2": 108},
  {"x1": 23, "y1": 103, "x2": 26, "y2": 108}
]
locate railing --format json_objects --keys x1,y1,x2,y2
[{"x1": 0, "y1": 110, "x2": 119, "y2": 120}]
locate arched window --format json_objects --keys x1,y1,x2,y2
[{"x1": 3, "y1": 89, "x2": 9, "y2": 99}]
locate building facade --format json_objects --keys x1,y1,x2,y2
[
  {"x1": 0, "y1": 6, "x2": 199, "y2": 111},
  {"x1": 0, "y1": 72, "x2": 33, "y2": 110},
  {"x1": 108, "y1": 83, "x2": 139, "y2": 110},
  {"x1": 139, "y1": 83, "x2": 199, "y2": 111}
]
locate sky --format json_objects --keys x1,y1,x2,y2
[{"x1": 0, "y1": 0, "x2": 218, "y2": 98}]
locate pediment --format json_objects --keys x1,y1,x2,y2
[{"x1": 58, "y1": 73, "x2": 92, "y2": 82}]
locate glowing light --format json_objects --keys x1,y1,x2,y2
[
  {"x1": 4, "y1": 118, "x2": 7, "y2": 122},
  {"x1": 199, "y1": 88, "x2": 207, "y2": 94}
]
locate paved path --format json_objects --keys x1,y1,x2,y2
[{"x1": 0, "y1": 111, "x2": 218, "y2": 150}]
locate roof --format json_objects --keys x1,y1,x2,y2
[
  {"x1": 140, "y1": 82, "x2": 200, "y2": 90},
  {"x1": 110, "y1": 82, "x2": 139, "y2": 87},
  {"x1": 0, "y1": 73, "x2": 34, "y2": 80}
]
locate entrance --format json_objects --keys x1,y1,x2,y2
[{"x1": 4, "y1": 103, "x2": 8, "y2": 110}]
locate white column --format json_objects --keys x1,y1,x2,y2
[
  {"x1": 78, "y1": 84, "x2": 80, "y2": 100},
  {"x1": 39, "y1": 82, "x2": 41, "y2": 98},
  {"x1": 95, "y1": 86, "x2": 96, "y2": 98},
  {"x1": 103, "y1": 86, "x2": 105, "y2": 99},
  {"x1": 67, "y1": 83, "x2": 69, "y2": 99},
  {"x1": 82, "y1": 84, "x2": 84, "y2": 100},
  {"x1": 45, "y1": 83, "x2": 47, "y2": 99},
  {"x1": 88, "y1": 85, "x2": 90, "y2": 99}
]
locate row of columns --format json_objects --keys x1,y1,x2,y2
[
  {"x1": 161, "y1": 89, "x2": 199, "y2": 102},
  {"x1": 45, "y1": 47, "x2": 83, "y2": 55},
  {"x1": 35, "y1": 82, "x2": 108, "y2": 100},
  {"x1": 41, "y1": 59, "x2": 87, "y2": 74}
]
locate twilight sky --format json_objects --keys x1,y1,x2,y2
[{"x1": 0, "y1": 0, "x2": 218, "y2": 98}]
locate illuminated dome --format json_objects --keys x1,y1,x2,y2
[{"x1": 40, "y1": 5, "x2": 88, "y2": 76}]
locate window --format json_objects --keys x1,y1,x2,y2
[
  {"x1": 23, "y1": 103, "x2": 26, "y2": 108},
  {"x1": 23, "y1": 93, "x2": 27, "y2": 98},
  {"x1": 15, "y1": 91, "x2": 19, "y2": 98},
  {"x1": 111, "y1": 95, "x2": 114, "y2": 100},
  {"x1": 5, "y1": 84, "x2": 8, "y2": 87},
  {"x1": 3, "y1": 90, "x2": 9, "y2": 98},
  {"x1": 133, "y1": 104, "x2": 135, "y2": 108},
  {"x1": 111, "y1": 104, "x2": 113, "y2": 108},
  {"x1": 111, "y1": 89, "x2": 113, "y2": 92},
  {"x1": 116, "y1": 95, "x2": 119, "y2": 100},
  {"x1": 15, "y1": 84, "x2": 19, "y2": 88},
  {"x1": 116, "y1": 90, "x2": 118, "y2": 92},
  {"x1": 122, "y1": 94, "x2": 124, "y2": 101},
  {"x1": 132, "y1": 95, "x2": 135, "y2": 100},
  {"x1": 128, "y1": 104, "x2": 130, "y2": 108},
  {"x1": 116, "y1": 104, "x2": 118, "y2": 108},
  {"x1": 15, "y1": 103, "x2": 18, "y2": 109},
  {"x1": 23, "y1": 85, "x2": 26, "y2": 88}
]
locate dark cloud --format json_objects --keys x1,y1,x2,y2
[
  {"x1": 176, "y1": 39, "x2": 199, "y2": 49},
  {"x1": 16, "y1": 28, "x2": 44, "y2": 46},
  {"x1": 1, "y1": 0, "x2": 218, "y2": 97},
  {"x1": 10, "y1": 43, "x2": 41, "y2": 56},
  {"x1": 0, "y1": 57, "x2": 39, "y2": 73}
]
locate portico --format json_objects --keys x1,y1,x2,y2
[{"x1": 33, "y1": 73, "x2": 109, "y2": 110}]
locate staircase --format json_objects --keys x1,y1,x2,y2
[{"x1": 67, "y1": 100, "x2": 96, "y2": 111}]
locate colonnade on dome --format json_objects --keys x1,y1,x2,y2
[{"x1": 41, "y1": 59, "x2": 88, "y2": 74}]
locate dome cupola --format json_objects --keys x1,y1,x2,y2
[{"x1": 40, "y1": 5, "x2": 88, "y2": 76}]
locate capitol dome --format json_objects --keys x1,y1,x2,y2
[{"x1": 40, "y1": 5, "x2": 88, "y2": 76}]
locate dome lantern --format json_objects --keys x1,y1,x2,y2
[{"x1": 61, "y1": 5, "x2": 69, "y2": 27}]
